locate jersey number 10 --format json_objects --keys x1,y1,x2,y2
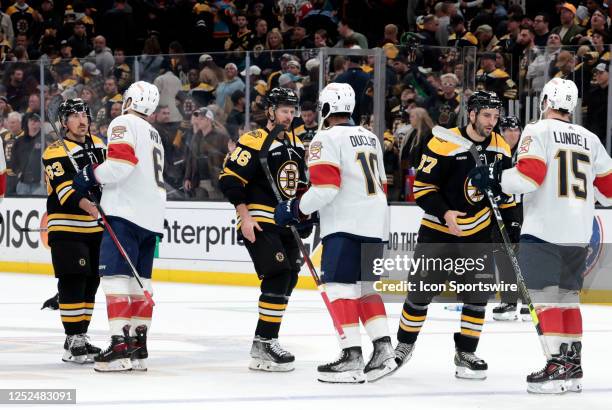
[{"x1": 356, "y1": 152, "x2": 382, "y2": 195}]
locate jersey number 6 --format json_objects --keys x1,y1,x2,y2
[{"x1": 153, "y1": 147, "x2": 164, "y2": 188}]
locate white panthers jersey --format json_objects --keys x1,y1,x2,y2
[
  {"x1": 501, "y1": 118, "x2": 612, "y2": 244},
  {"x1": 94, "y1": 113, "x2": 166, "y2": 234},
  {"x1": 300, "y1": 124, "x2": 389, "y2": 240}
]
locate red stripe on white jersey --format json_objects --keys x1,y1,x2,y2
[
  {"x1": 516, "y1": 157, "x2": 547, "y2": 186},
  {"x1": 594, "y1": 172, "x2": 612, "y2": 198},
  {"x1": 309, "y1": 163, "x2": 341, "y2": 188},
  {"x1": 108, "y1": 142, "x2": 139, "y2": 166}
]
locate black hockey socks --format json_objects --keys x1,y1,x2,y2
[
  {"x1": 454, "y1": 303, "x2": 486, "y2": 353},
  {"x1": 81, "y1": 275, "x2": 99, "y2": 334},
  {"x1": 397, "y1": 300, "x2": 428, "y2": 344},
  {"x1": 58, "y1": 276, "x2": 89, "y2": 336},
  {"x1": 255, "y1": 293, "x2": 288, "y2": 339}
]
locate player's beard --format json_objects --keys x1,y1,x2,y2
[{"x1": 475, "y1": 121, "x2": 492, "y2": 139}]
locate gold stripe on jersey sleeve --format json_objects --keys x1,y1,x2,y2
[
  {"x1": 247, "y1": 204, "x2": 275, "y2": 212},
  {"x1": 499, "y1": 201, "x2": 516, "y2": 209},
  {"x1": 219, "y1": 168, "x2": 248, "y2": 185},
  {"x1": 55, "y1": 180, "x2": 72, "y2": 192},
  {"x1": 456, "y1": 207, "x2": 489, "y2": 224},
  {"x1": 48, "y1": 213, "x2": 97, "y2": 221},
  {"x1": 413, "y1": 188, "x2": 437, "y2": 199},
  {"x1": 59, "y1": 189, "x2": 75, "y2": 205},
  {"x1": 421, "y1": 215, "x2": 491, "y2": 236}
]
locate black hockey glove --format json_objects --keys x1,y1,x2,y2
[
  {"x1": 296, "y1": 212, "x2": 319, "y2": 238},
  {"x1": 467, "y1": 161, "x2": 504, "y2": 197}
]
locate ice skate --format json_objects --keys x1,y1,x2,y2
[
  {"x1": 394, "y1": 342, "x2": 415, "y2": 370},
  {"x1": 455, "y1": 350, "x2": 487, "y2": 379},
  {"x1": 93, "y1": 328, "x2": 132, "y2": 373},
  {"x1": 527, "y1": 344, "x2": 570, "y2": 394},
  {"x1": 492, "y1": 303, "x2": 517, "y2": 321},
  {"x1": 364, "y1": 336, "x2": 397, "y2": 382},
  {"x1": 62, "y1": 335, "x2": 88, "y2": 364},
  {"x1": 249, "y1": 337, "x2": 295, "y2": 372},
  {"x1": 130, "y1": 325, "x2": 149, "y2": 371},
  {"x1": 317, "y1": 346, "x2": 366, "y2": 383}
]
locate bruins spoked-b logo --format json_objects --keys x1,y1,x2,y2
[
  {"x1": 277, "y1": 161, "x2": 299, "y2": 198},
  {"x1": 464, "y1": 177, "x2": 484, "y2": 205}
]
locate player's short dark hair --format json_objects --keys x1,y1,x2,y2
[{"x1": 301, "y1": 101, "x2": 316, "y2": 112}]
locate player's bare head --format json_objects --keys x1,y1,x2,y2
[
  {"x1": 539, "y1": 78, "x2": 577, "y2": 119},
  {"x1": 318, "y1": 83, "x2": 355, "y2": 126},
  {"x1": 59, "y1": 98, "x2": 91, "y2": 137},
  {"x1": 467, "y1": 91, "x2": 501, "y2": 138},
  {"x1": 265, "y1": 87, "x2": 299, "y2": 130}
]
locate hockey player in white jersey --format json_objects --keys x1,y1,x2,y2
[
  {"x1": 73, "y1": 81, "x2": 166, "y2": 372},
  {"x1": 274, "y1": 83, "x2": 397, "y2": 383},
  {"x1": 469, "y1": 78, "x2": 612, "y2": 393},
  {"x1": 0, "y1": 136, "x2": 5, "y2": 202}
]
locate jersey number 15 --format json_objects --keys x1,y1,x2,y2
[{"x1": 555, "y1": 149, "x2": 590, "y2": 200}]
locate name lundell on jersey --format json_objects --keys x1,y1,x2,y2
[{"x1": 553, "y1": 130, "x2": 590, "y2": 150}]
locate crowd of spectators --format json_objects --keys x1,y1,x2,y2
[{"x1": 1, "y1": 0, "x2": 611, "y2": 202}]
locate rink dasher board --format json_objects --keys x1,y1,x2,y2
[{"x1": 0, "y1": 197, "x2": 611, "y2": 301}]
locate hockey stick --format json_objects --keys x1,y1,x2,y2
[
  {"x1": 16, "y1": 226, "x2": 48, "y2": 233},
  {"x1": 45, "y1": 109, "x2": 155, "y2": 307},
  {"x1": 258, "y1": 125, "x2": 346, "y2": 340},
  {"x1": 432, "y1": 125, "x2": 552, "y2": 360}
]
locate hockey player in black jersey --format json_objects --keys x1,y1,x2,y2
[
  {"x1": 394, "y1": 91, "x2": 521, "y2": 379},
  {"x1": 219, "y1": 88, "x2": 309, "y2": 372},
  {"x1": 492, "y1": 116, "x2": 529, "y2": 321},
  {"x1": 42, "y1": 99, "x2": 106, "y2": 364}
]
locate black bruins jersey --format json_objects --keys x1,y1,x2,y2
[
  {"x1": 412, "y1": 127, "x2": 517, "y2": 239},
  {"x1": 42, "y1": 136, "x2": 106, "y2": 244},
  {"x1": 219, "y1": 127, "x2": 306, "y2": 230}
]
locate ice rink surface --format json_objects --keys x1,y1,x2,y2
[{"x1": 1, "y1": 272, "x2": 612, "y2": 410}]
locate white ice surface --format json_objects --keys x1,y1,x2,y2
[{"x1": 1, "y1": 272, "x2": 611, "y2": 410}]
